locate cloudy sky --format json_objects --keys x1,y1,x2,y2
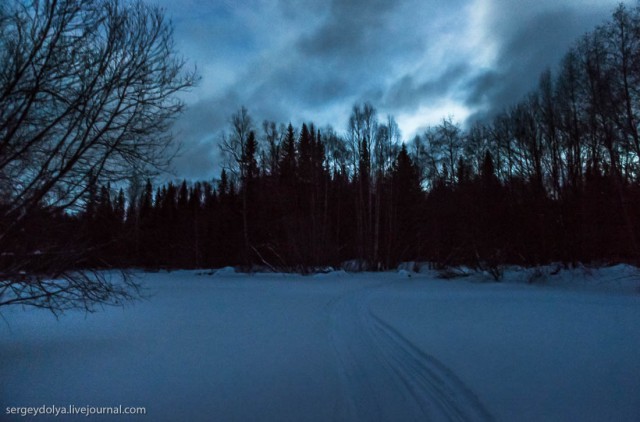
[{"x1": 151, "y1": 0, "x2": 631, "y2": 180}]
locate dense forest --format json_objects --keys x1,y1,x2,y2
[{"x1": 5, "y1": 3, "x2": 640, "y2": 276}]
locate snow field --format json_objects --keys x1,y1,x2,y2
[{"x1": 1, "y1": 267, "x2": 639, "y2": 421}]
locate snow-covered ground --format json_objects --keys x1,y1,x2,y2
[{"x1": 1, "y1": 266, "x2": 639, "y2": 421}]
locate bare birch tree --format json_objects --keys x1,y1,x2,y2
[{"x1": 0, "y1": 0, "x2": 196, "y2": 313}]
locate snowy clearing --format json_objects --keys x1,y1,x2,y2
[{"x1": 1, "y1": 266, "x2": 640, "y2": 421}]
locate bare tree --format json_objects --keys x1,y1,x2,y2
[
  {"x1": 219, "y1": 106, "x2": 254, "y2": 265},
  {"x1": 372, "y1": 115, "x2": 400, "y2": 268},
  {"x1": 432, "y1": 117, "x2": 464, "y2": 185},
  {"x1": 0, "y1": 0, "x2": 196, "y2": 313},
  {"x1": 348, "y1": 102, "x2": 377, "y2": 263}
]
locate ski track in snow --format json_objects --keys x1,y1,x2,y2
[{"x1": 328, "y1": 281, "x2": 493, "y2": 421}]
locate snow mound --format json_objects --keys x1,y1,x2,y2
[
  {"x1": 397, "y1": 269, "x2": 413, "y2": 278},
  {"x1": 313, "y1": 270, "x2": 349, "y2": 278},
  {"x1": 397, "y1": 262, "x2": 418, "y2": 272},
  {"x1": 214, "y1": 266, "x2": 236, "y2": 276}
]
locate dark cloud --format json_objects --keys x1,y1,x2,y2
[
  {"x1": 297, "y1": 0, "x2": 401, "y2": 58},
  {"x1": 290, "y1": 0, "x2": 431, "y2": 108},
  {"x1": 383, "y1": 63, "x2": 472, "y2": 110},
  {"x1": 169, "y1": 138, "x2": 220, "y2": 181},
  {"x1": 464, "y1": 70, "x2": 501, "y2": 108},
  {"x1": 163, "y1": 92, "x2": 241, "y2": 181},
  {"x1": 250, "y1": 63, "x2": 352, "y2": 108},
  {"x1": 150, "y1": 0, "x2": 630, "y2": 179},
  {"x1": 464, "y1": 4, "x2": 618, "y2": 124},
  {"x1": 190, "y1": 0, "x2": 436, "y2": 134}
]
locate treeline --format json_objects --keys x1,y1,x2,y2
[
  {"x1": 6, "y1": 2, "x2": 640, "y2": 273},
  {"x1": 18, "y1": 120, "x2": 426, "y2": 270},
  {"x1": 412, "y1": 2, "x2": 640, "y2": 266}
]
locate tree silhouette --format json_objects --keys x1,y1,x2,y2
[{"x1": 0, "y1": 0, "x2": 195, "y2": 313}]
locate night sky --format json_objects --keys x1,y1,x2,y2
[{"x1": 151, "y1": 0, "x2": 631, "y2": 180}]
